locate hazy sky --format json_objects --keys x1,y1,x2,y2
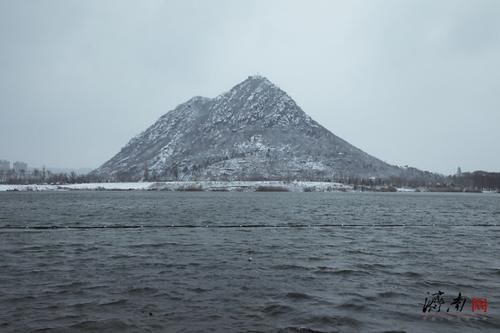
[{"x1": 1, "y1": 0, "x2": 499, "y2": 174}]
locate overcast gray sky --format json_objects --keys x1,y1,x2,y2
[{"x1": 1, "y1": 0, "x2": 499, "y2": 174}]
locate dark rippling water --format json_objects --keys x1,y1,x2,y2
[{"x1": 1, "y1": 192, "x2": 499, "y2": 333}]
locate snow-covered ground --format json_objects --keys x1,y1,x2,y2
[
  {"x1": 0, "y1": 184, "x2": 59, "y2": 192},
  {"x1": 0, "y1": 181, "x2": 352, "y2": 192},
  {"x1": 396, "y1": 187, "x2": 417, "y2": 192},
  {"x1": 62, "y1": 182, "x2": 154, "y2": 190},
  {"x1": 482, "y1": 190, "x2": 499, "y2": 194},
  {"x1": 0, "y1": 183, "x2": 154, "y2": 192}
]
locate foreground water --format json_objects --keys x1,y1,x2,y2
[{"x1": 0, "y1": 191, "x2": 499, "y2": 332}]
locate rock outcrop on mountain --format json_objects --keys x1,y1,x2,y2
[{"x1": 93, "y1": 75, "x2": 427, "y2": 181}]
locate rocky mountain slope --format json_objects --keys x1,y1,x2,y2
[{"x1": 93, "y1": 76, "x2": 426, "y2": 181}]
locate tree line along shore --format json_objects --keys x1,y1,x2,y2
[{"x1": 0, "y1": 168, "x2": 499, "y2": 193}]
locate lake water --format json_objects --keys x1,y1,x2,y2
[{"x1": 0, "y1": 191, "x2": 499, "y2": 332}]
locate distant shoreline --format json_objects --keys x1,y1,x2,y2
[{"x1": 0, "y1": 181, "x2": 497, "y2": 194}]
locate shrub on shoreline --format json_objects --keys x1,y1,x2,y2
[{"x1": 255, "y1": 185, "x2": 289, "y2": 192}]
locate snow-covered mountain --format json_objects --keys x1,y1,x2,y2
[{"x1": 93, "y1": 75, "x2": 423, "y2": 181}]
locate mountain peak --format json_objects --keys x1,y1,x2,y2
[
  {"x1": 246, "y1": 74, "x2": 272, "y2": 83},
  {"x1": 205, "y1": 75, "x2": 300, "y2": 126},
  {"x1": 228, "y1": 75, "x2": 277, "y2": 95}
]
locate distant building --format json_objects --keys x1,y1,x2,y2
[
  {"x1": 0, "y1": 160, "x2": 10, "y2": 171},
  {"x1": 13, "y1": 161, "x2": 28, "y2": 173}
]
